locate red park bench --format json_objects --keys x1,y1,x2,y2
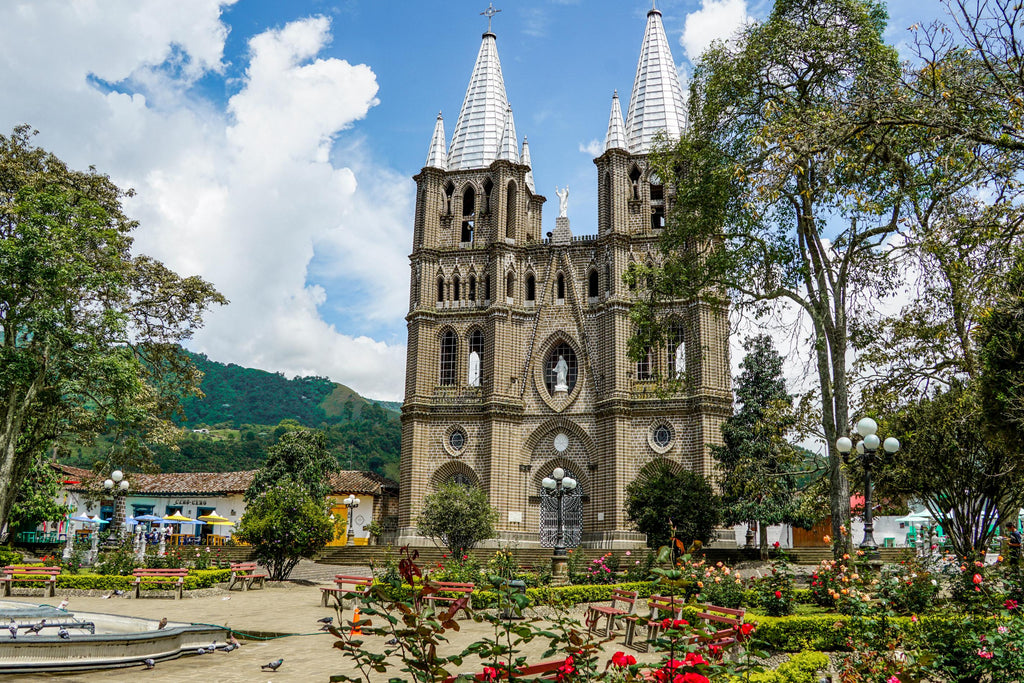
[
  {"x1": 0, "y1": 565, "x2": 60, "y2": 597},
  {"x1": 584, "y1": 588, "x2": 638, "y2": 636},
  {"x1": 320, "y1": 574, "x2": 373, "y2": 608},
  {"x1": 227, "y1": 561, "x2": 267, "y2": 591},
  {"x1": 424, "y1": 580, "x2": 474, "y2": 618},
  {"x1": 624, "y1": 593, "x2": 687, "y2": 652},
  {"x1": 132, "y1": 567, "x2": 187, "y2": 599}
]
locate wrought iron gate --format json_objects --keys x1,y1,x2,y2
[{"x1": 540, "y1": 490, "x2": 582, "y2": 548}]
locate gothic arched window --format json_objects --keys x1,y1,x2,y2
[
  {"x1": 588, "y1": 269, "x2": 598, "y2": 298},
  {"x1": 637, "y1": 347, "x2": 653, "y2": 381},
  {"x1": 602, "y1": 171, "x2": 612, "y2": 231},
  {"x1": 453, "y1": 276, "x2": 461, "y2": 301},
  {"x1": 448, "y1": 472, "x2": 473, "y2": 487},
  {"x1": 444, "y1": 182, "x2": 455, "y2": 214},
  {"x1": 468, "y1": 328, "x2": 484, "y2": 387},
  {"x1": 628, "y1": 165, "x2": 641, "y2": 201},
  {"x1": 437, "y1": 276, "x2": 445, "y2": 302},
  {"x1": 483, "y1": 177, "x2": 493, "y2": 214},
  {"x1": 468, "y1": 275, "x2": 476, "y2": 302},
  {"x1": 525, "y1": 273, "x2": 536, "y2": 302},
  {"x1": 544, "y1": 342, "x2": 578, "y2": 395},
  {"x1": 668, "y1": 320, "x2": 686, "y2": 378},
  {"x1": 461, "y1": 186, "x2": 476, "y2": 244},
  {"x1": 605, "y1": 262, "x2": 611, "y2": 293},
  {"x1": 506, "y1": 272, "x2": 515, "y2": 299},
  {"x1": 439, "y1": 330, "x2": 457, "y2": 386},
  {"x1": 506, "y1": 181, "x2": 517, "y2": 239},
  {"x1": 556, "y1": 273, "x2": 565, "y2": 301}
]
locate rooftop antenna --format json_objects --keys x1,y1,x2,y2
[{"x1": 481, "y1": 3, "x2": 501, "y2": 33}]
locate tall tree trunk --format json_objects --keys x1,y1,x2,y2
[{"x1": 759, "y1": 521, "x2": 769, "y2": 561}]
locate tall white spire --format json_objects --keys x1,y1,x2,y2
[
  {"x1": 521, "y1": 136, "x2": 535, "y2": 192},
  {"x1": 425, "y1": 112, "x2": 447, "y2": 170},
  {"x1": 624, "y1": 7, "x2": 687, "y2": 154},
  {"x1": 496, "y1": 106, "x2": 519, "y2": 163},
  {"x1": 604, "y1": 90, "x2": 628, "y2": 152},
  {"x1": 447, "y1": 31, "x2": 511, "y2": 170}
]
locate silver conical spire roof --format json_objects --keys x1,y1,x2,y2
[
  {"x1": 604, "y1": 90, "x2": 628, "y2": 152},
  {"x1": 521, "y1": 136, "x2": 535, "y2": 192},
  {"x1": 496, "y1": 106, "x2": 519, "y2": 163},
  {"x1": 447, "y1": 31, "x2": 511, "y2": 170},
  {"x1": 624, "y1": 8, "x2": 687, "y2": 154},
  {"x1": 425, "y1": 112, "x2": 447, "y2": 170}
]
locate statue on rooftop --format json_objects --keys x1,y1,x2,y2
[{"x1": 555, "y1": 185, "x2": 569, "y2": 218}]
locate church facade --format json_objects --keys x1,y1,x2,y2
[{"x1": 398, "y1": 7, "x2": 732, "y2": 548}]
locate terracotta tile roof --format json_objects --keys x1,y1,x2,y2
[{"x1": 54, "y1": 464, "x2": 397, "y2": 497}]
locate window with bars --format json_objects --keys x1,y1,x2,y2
[
  {"x1": 637, "y1": 347, "x2": 653, "y2": 380},
  {"x1": 440, "y1": 330, "x2": 457, "y2": 386},
  {"x1": 668, "y1": 320, "x2": 686, "y2": 378}
]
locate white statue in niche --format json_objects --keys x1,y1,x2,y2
[
  {"x1": 468, "y1": 351, "x2": 481, "y2": 387},
  {"x1": 555, "y1": 185, "x2": 569, "y2": 218},
  {"x1": 554, "y1": 355, "x2": 569, "y2": 393},
  {"x1": 675, "y1": 342, "x2": 685, "y2": 376}
]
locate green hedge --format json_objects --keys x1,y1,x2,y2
[
  {"x1": 472, "y1": 581, "x2": 661, "y2": 609},
  {"x1": 49, "y1": 569, "x2": 231, "y2": 591}
]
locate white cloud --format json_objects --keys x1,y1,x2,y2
[
  {"x1": 0, "y1": 3, "x2": 410, "y2": 401},
  {"x1": 681, "y1": 0, "x2": 751, "y2": 62},
  {"x1": 578, "y1": 139, "x2": 603, "y2": 156}
]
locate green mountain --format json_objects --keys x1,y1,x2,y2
[{"x1": 61, "y1": 351, "x2": 403, "y2": 480}]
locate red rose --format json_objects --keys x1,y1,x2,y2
[
  {"x1": 973, "y1": 573, "x2": 983, "y2": 585},
  {"x1": 775, "y1": 590, "x2": 782, "y2": 599},
  {"x1": 482, "y1": 666, "x2": 498, "y2": 681},
  {"x1": 1006, "y1": 599, "x2": 1019, "y2": 611},
  {"x1": 740, "y1": 622, "x2": 755, "y2": 636},
  {"x1": 611, "y1": 651, "x2": 636, "y2": 667}
]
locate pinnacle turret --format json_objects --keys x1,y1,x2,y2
[
  {"x1": 447, "y1": 31, "x2": 512, "y2": 170},
  {"x1": 496, "y1": 106, "x2": 519, "y2": 163},
  {"x1": 521, "y1": 137, "x2": 535, "y2": 193},
  {"x1": 604, "y1": 91, "x2": 628, "y2": 152},
  {"x1": 425, "y1": 112, "x2": 447, "y2": 170},
  {"x1": 624, "y1": 7, "x2": 687, "y2": 153}
]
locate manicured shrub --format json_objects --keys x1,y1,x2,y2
[
  {"x1": 736, "y1": 651, "x2": 830, "y2": 682},
  {"x1": 0, "y1": 546, "x2": 24, "y2": 566},
  {"x1": 753, "y1": 558, "x2": 795, "y2": 616}
]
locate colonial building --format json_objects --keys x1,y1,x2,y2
[{"x1": 398, "y1": 7, "x2": 732, "y2": 548}]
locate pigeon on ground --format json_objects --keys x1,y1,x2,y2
[
  {"x1": 385, "y1": 637, "x2": 398, "y2": 645},
  {"x1": 8, "y1": 619, "x2": 17, "y2": 640},
  {"x1": 26, "y1": 619, "x2": 45, "y2": 635},
  {"x1": 222, "y1": 642, "x2": 238, "y2": 653},
  {"x1": 58, "y1": 627, "x2": 70, "y2": 640},
  {"x1": 143, "y1": 658, "x2": 155, "y2": 670},
  {"x1": 101, "y1": 592, "x2": 112, "y2": 599},
  {"x1": 317, "y1": 616, "x2": 333, "y2": 625},
  {"x1": 157, "y1": 617, "x2": 168, "y2": 630},
  {"x1": 261, "y1": 659, "x2": 284, "y2": 671},
  {"x1": 57, "y1": 599, "x2": 69, "y2": 611},
  {"x1": 113, "y1": 589, "x2": 125, "y2": 596}
]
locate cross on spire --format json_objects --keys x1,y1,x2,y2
[{"x1": 481, "y1": 3, "x2": 501, "y2": 33}]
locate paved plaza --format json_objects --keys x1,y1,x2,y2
[{"x1": 3, "y1": 564, "x2": 669, "y2": 683}]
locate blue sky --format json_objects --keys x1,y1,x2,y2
[{"x1": 0, "y1": 0, "x2": 948, "y2": 401}]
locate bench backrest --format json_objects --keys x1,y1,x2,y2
[
  {"x1": 696, "y1": 604, "x2": 745, "y2": 629},
  {"x1": 334, "y1": 575, "x2": 372, "y2": 591},
  {"x1": 647, "y1": 594, "x2": 685, "y2": 620},
  {"x1": 3, "y1": 565, "x2": 60, "y2": 576},
  {"x1": 230, "y1": 562, "x2": 259, "y2": 571},
  {"x1": 610, "y1": 588, "x2": 639, "y2": 611},
  {"x1": 432, "y1": 581, "x2": 474, "y2": 592},
  {"x1": 133, "y1": 568, "x2": 188, "y2": 577}
]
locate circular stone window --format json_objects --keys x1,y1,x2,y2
[
  {"x1": 553, "y1": 433, "x2": 569, "y2": 453},
  {"x1": 446, "y1": 426, "x2": 467, "y2": 455},
  {"x1": 648, "y1": 423, "x2": 675, "y2": 453}
]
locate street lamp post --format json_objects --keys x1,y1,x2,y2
[
  {"x1": 103, "y1": 469, "x2": 130, "y2": 540},
  {"x1": 542, "y1": 467, "x2": 577, "y2": 585},
  {"x1": 344, "y1": 495, "x2": 360, "y2": 546},
  {"x1": 836, "y1": 417, "x2": 900, "y2": 559}
]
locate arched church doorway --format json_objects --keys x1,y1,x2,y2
[{"x1": 539, "y1": 466, "x2": 583, "y2": 548}]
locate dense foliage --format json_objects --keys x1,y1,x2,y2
[
  {"x1": 624, "y1": 462, "x2": 721, "y2": 549},
  {"x1": 417, "y1": 482, "x2": 498, "y2": 555},
  {"x1": 235, "y1": 480, "x2": 333, "y2": 580},
  {"x1": 245, "y1": 428, "x2": 338, "y2": 502},
  {"x1": 0, "y1": 125, "x2": 225, "y2": 533}
]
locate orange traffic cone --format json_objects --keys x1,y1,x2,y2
[{"x1": 351, "y1": 607, "x2": 362, "y2": 635}]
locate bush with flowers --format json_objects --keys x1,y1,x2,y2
[
  {"x1": 876, "y1": 558, "x2": 939, "y2": 614},
  {"x1": 583, "y1": 553, "x2": 621, "y2": 585},
  {"x1": 431, "y1": 551, "x2": 482, "y2": 584},
  {"x1": 697, "y1": 561, "x2": 747, "y2": 609},
  {"x1": 753, "y1": 556, "x2": 795, "y2": 617}
]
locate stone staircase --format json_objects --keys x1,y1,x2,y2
[{"x1": 315, "y1": 545, "x2": 614, "y2": 570}]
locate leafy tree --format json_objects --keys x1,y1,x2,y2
[
  {"x1": 234, "y1": 480, "x2": 333, "y2": 580},
  {"x1": 417, "y1": 482, "x2": 497, "y2": 555},
  {"x1": 0, "y1": 126, "x2": 225, "y2": 534},
  {"x1": 877, "y1": 383, "x2": 1024, "y2": 558},
  {"x1": 625, "y1": 462, "x2": 721, "y2": 550},
  {"x1": 977, "y1": 255, "x2": 1024, "y2": 443},
  {"x1": 643, "y1": 0, "x2": 904, "y2": 554},
  {"x1": 245, "y1": 428, "x2": 337, "y2": 502},
  {"x1": 713, "y1": 336, "x2": 811, "y2": 558},
  {"x1": 9, "y1": 454, "x2": 70, "y2": 531}
]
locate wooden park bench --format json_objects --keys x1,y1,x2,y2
[
  {"x1": 320, "y1": 575, "x2": 373, "y2": 607},
  {"x1": 694, "y1": 604, "x2": 747, "y2": 656},
  {"x1": 131, "y1": 568, "x2": 187, "y2": 599},
  {"x1": 624, "y1": 594, "x2": 687, "y2": 652},
  {"x1": 443, "y1": 658, "x2": 565, "y2": 682},
  {"x1": 227, "y1": 561, "x2": 267, "y2": 591},
  {"x1": 424, "y1": 581, "x2": 474, "y2": 618},
  {"x1": 0, "y1": 565, "x2": 60, "y2": 597},
  {"x1": 584, "y1": 588, "x2": 638, "y2": 637}
]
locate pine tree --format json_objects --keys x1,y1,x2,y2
[{"x1": 713, "y1": 335, "x2": 802, "y2": 558}]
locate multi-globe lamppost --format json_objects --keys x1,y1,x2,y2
[
  {"x1": 103, "y1": 469, "x2": 130, "y2": 540},
  {"x1": 836, "y1": 417, "x2": 900, "y2": 557},
  {"x1": 343, "y1": 495, "x2": 360, "y2": 546},
  {"x1": 541, "y1": 467, "x2": 577, "y2": 583}
]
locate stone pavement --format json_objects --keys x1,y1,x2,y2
[{"x1": 2, "y1": 566, "x2": 674, "y2": 683}]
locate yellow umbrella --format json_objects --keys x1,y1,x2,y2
[
  {"x1": 163, "y1": 510, "x2": 195, "y2": 522},
  {"x1": 197, "y1": 511, "x2": 234, "y2": 526}
]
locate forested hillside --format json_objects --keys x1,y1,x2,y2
[{"x1": 61, "y1": 350, "x2": 402, "y2": 480}]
